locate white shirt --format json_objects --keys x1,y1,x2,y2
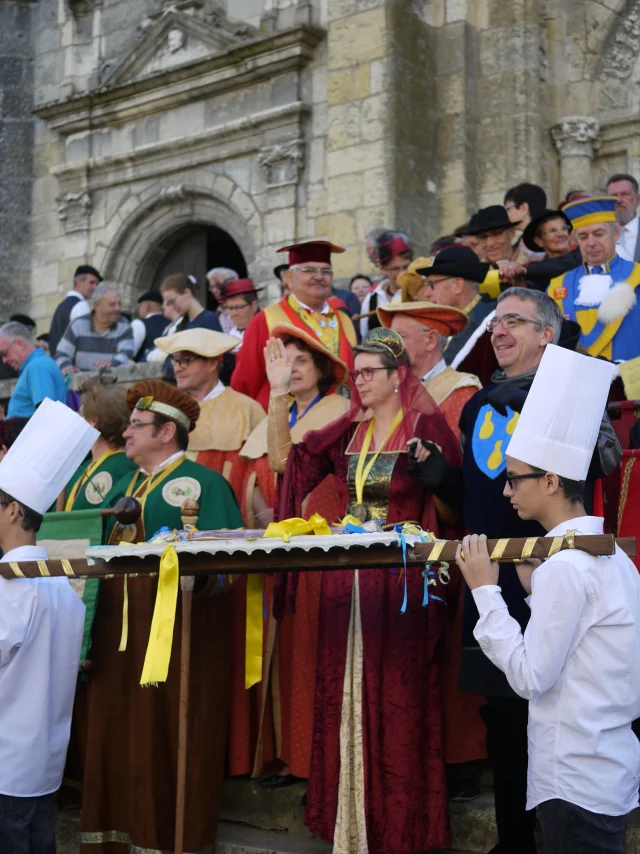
[
  {"x1": 0, "y1": 545, "x2": 85, "y2": 796},
  {"x1": 359, "y1": 283, "x2": 401, "y2": 338},
  {"x1": 68, "y1": 292, "x2": 90, "y2": 324},
  {"x1": 202, "y1": 381, "x2": 225, "y2": 402},
  {"x1": 616, "y1": 215, "x2": 639, "y2": 262},
  {"x1": 472, "y1": 516, "x2": 640, "y2": 815},
  {"x1": 421, "y1": 358, "x2": 446, "y2": 383},
  {"x1": 141, "y1": 450, "x2": 185, "y2": 476},
  {"x1": 130, "y1": 317, "x2": 146, "y2": 355}
]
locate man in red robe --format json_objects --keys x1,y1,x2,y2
[{"x1": 231, "y1": 241, "x2": 357, "y2": 409}]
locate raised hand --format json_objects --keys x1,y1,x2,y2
[{"x1": 264, "y1": 337, "x2": 292, "y2": 396}]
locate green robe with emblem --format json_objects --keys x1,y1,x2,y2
[
  {"x1": 80, "y1": 456, "x2": 244, "y2": 854},
  {"x1": 65, "y1": 450, "x2": 136, "y2": 511}
]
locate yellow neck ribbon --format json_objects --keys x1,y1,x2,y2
[
  {"x1": 64, "y1": 448, "x2": 118, "y2": 511},
  {"x1": 354, "y1": 409, "x2": 403, "y2": 505}
]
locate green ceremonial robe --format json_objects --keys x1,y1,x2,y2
[
  {"x1": 80, "y1": 456, "x2": 244, "y2": 854},
  {"x1": 65, "y1": 450, "x2": 136, "y2": 511}
]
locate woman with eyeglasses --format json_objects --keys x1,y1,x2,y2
[
  {"x1": 237, "y1": 323, "x2": 350, "y2": 784},
  {"x1": 274, "y1": 327, "x2": 461, "y2": 854}
]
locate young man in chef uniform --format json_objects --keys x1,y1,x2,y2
[{"x1": 456, "y1": 344, "x2": 640, "y2": 854}]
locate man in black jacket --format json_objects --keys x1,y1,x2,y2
[{"x1": 48, "y1": 265, "x2": 102, "y2": 357}]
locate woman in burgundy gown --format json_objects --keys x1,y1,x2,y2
[{"x1": 276, "y1": 328, "x2": 460, "y2": 854}]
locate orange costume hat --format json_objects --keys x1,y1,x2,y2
[
  {"x1": 270, "y1": 322, "x2": 349, "y2": 385},
  {"x1": 376, "y1": 300, "x2": 469, "y2": 337}
]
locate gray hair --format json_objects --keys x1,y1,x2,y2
[
  {"x1": 434, "y1": 332, "x2": 448, "y2": 352},
  {"x1": 206, "y1": 267, "x2": 238, "y2": 284},
  {"x1": 0, "y1": 321, "x2": 33, "y2": 343},
  {"x1": 90, "y1": 283, "x2": 118, "y2": 309},
  {"x1": 498, "y1": 287, "x2": 562, "y2": 343}
]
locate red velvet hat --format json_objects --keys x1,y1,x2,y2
[
  {"x1": 221, "y1": 278, "x2": 261, "y2": 299},
  {"x1": 277, "y1": 241, "x2": 345, "y2": 266}
]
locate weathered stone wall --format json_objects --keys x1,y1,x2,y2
[
  {"x1": 0, "y1": 0, "x2": 35, "y2": 318},
  {"x1": 19, "y1": 0, "x2": 640, "y2": 327}
]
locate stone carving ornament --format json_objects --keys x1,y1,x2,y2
[
  {"x1": 550, "y1": 116, "x2": 601, "y2": 158},
  {"x1": 601, "y1": 0, "x2": 640, "y2": 81},
  {"x1": 258, "y1": 140, "x2": 304, "y2": 187},
  {"x1": 57, "y1": 191, "x2": 93, "y2": 233}
]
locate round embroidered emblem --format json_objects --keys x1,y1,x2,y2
[
  {"x1": 85, "y1": 471, "x2": 114, "y2": 505},
  {"x1": 162, "y1": 477, "x2": 202, "y2": 507}
]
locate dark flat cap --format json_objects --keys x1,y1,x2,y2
[{"x1": 74, "y1": 265, "x2": 103, "y2": 280}]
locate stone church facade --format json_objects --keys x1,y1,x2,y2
[{"x1": 1, "y1": 0, "x2": 640, "y2": 327}]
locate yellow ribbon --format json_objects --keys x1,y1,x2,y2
[
  {"x1": 263, "y1": 513, "x2": 332, "y2": 542},
  {"x1": 65, "y1": 449, "x2": 118, "y2": 511},
  {"x1": 249, "y1": 514, "x2": 332, "y2": 687},
  {"x1": 140, "y1": 544, "x2": 180, "y2": 687},
  {"x1": 245, "y1": 574, "x2": 264, "y2": 689},
  {"x1": 354, "y1": 409, "x2": 403, "y2": 505}
]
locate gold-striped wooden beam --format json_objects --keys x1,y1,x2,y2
[{"x1": 0, "y1": 533, "x2": 634, "y2": 579}]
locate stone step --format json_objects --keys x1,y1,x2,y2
[{"x1": 56, "y1": 789, "x2": 640, "y2": 854}]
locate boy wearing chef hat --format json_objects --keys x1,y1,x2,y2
[
  {"x1": 0, "y1": 398, "x2": 98, "y2": 851},
  {"x1": 456, "y1": 344, "x2": 640, "y2": 854}
]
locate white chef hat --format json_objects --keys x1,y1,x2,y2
[
  {"x1": 506, "y1": 344, "x2": 615, "y2": 481},
  {"x1": 0, "y1": 398, "x2": 99, "y2": 515}
]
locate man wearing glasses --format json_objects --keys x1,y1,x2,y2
[
  {"x1": 456, "y1": 287, "x2": 620, "y2": 854},
  {"x1": 231, "y1": 241, "x2": 357, "y2": 409},
  {"x1": 81, "y1": 379, "x2": 244, "y2": 854}
]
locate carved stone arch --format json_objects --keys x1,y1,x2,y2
[
  {"x1": 97, "y1": 180, "x2": 262, "y2": 306},
  {"x1": 595, "y1": 0, "x2": 640, "y2": 113}
]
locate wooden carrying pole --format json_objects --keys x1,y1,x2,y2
[
  {"x1": 174, "y1": 499, "x2": 199, "y2": 854},
  {"x1": 0, "y1": 534, "x2": 636, "y2": 580}
]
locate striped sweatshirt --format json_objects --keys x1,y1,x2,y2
[{"x1": 55, "y1": 314, "x2": 135, "y2": 371}]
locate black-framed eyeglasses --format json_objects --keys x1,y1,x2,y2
[
  {"x1": 170, "y1": 356, "x2": 202, "y2": 369},
  {"x1": 487, "y1": 314, "x2": 544, "y2": 333},
  {"x1": 505, "y1": 472, "x2": 545, "y2": 489},
  {"x1": 349, "y1": 367, "x2": 389, "y2": 383}
]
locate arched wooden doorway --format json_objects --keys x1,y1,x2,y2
[{"x1": 150, "y1": 223, "x2": 247, "y2": 309}]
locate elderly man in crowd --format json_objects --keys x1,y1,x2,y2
[
  {"x1": 207, "y1": 266, "x2": 239, "y2": 334},
  {"x1": 0, "y1": 321, "x2": 66, "y2": 416},
  {"x1": 49, "y1": 265, "x2": 102, "y2": 356},
  {"x1": 607, "y1": 172, "x2": 640, "y2": 262},
  {"x1": 232, "y1": 241, "x2": 356, "y2": 409},
  {"x1": 377, "y1": 301, "x2": 481, "y2": 435},
  {"x1": 55, "y1": 284, "x2": 134, "y2": 374},
  {"x1": 548, "y1": 195, "x2": 640, "y2": 361},
  {"x1": 465, "y1": 206, "x2": 521, "y2": 270}
]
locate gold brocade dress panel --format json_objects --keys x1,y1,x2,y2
[{"x1": 346, "y1": 452, "x2": 399, "y2": 523}]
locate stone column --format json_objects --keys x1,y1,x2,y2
[{"x1": 550, "y1": 116, "x2": 601, "y2": 197}]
